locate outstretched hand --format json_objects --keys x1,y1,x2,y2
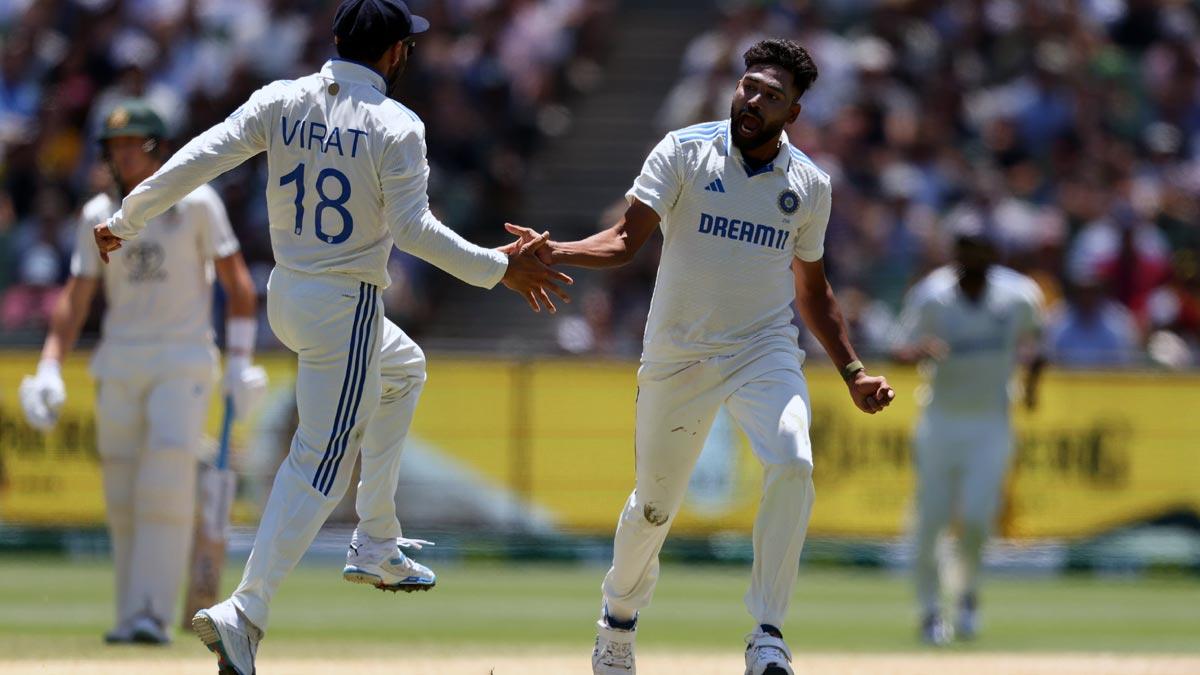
[
  {"x1": 848, "y1": 370, "x2": 895, "y2": 415},
  {"x1": 498, "y1": 229, "x2": 572, "y2": 313},
  {"x1": 93, "y1": 224, "x2": 122, "y2": 263}
]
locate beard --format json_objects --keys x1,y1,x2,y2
[
  {"x1": 729, "y1": 104, "x2": 785, "y2": 154},
  {"x1": 383, "y1": 52, "x2": 409, "y2": 99},
  {"x1": 386, "y1": 64, "x2": 406, "y2": 100}
]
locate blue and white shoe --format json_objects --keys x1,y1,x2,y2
[
  {"x1": 342, "y1": 529, "x2": 436, "y2": 593},
  {"x1": 921, "y1": 612, "x2": 954, "y2": 646},
  {"x1": 103, "y1": 623, "x2": 133, "y2": 644},
  {"x1": 956, "y1": 595, "x2": 979, "y2": 641},
  {"x1": 592, "y1": 616, "x2": 637, "y2": 674},
  {"x1": 744, "y1": 626, "x2": 793, "y2": 675},
  {"x1": 192, "y1": 599, "x2": 261, "y2": 675},
  {"x1": 129, "y1": 613, "x2": 170, "y2": 645}
]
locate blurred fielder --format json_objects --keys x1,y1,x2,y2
[
  {"x1": 892, "y1": 225, "x2": 1045, "y2": 645},
  {"x1": 92, "y1": 1, "x2": 569, "y2": 672},
  {"x1": 19, "y1": 100, "x2": 264, "y2": 645},
  {"x1": 509, "y1": 39, "x2": 894, "y2": 675}
]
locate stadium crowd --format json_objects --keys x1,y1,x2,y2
[
  {"x1": 1, "y1": 0, "x2": 1197, "y2": 368},
  {"x1": 561, "y1": 0, "x2": 1200, "y2": 368},
  {"x1": 0, "y1": 0, "x2": 612, "y2": 339}
]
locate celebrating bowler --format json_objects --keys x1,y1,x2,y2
[{"x1": 509, "y1": 39, "x2": 895, "y2": 675}]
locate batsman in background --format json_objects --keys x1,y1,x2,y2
[
  {"x1": 19, "y1": 99, "x2": 264, "y2": 645},
  {"x1": 92, "y1": 1, "x2": 570, "y2": 673},
  {"x1": 508, "y1": 39, "x2": 894, "y2": 675},
  {"x1": 892, "y1": 224, "x2": 1046, "y2": 645}
]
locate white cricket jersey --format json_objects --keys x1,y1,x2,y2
[
  {"x1": 629, "y1": 120, "x2": 831, "y2": 363},
  {"x1": 72, "y1": 184, "x2": 239, "y2": 348},
  {"x1": 105, "y1": 59, "x2": 507, "y2": 289},
  {"x1": 894, "y1": 265, "x2": 1045, "y2": 415}
]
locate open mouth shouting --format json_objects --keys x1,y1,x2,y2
[{"x1": 736, "y1": 109, "x2": 763, "y2": 137}]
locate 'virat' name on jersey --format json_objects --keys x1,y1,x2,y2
[{"x1": 280, "y1": 116, "x2": 368, "y2": 158}]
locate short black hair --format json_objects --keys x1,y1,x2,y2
[
  {"x1": 743, "y1": 39, "x2": 819, "y2": 100},
  {"x1": 335, "y1": 37, "x2": 393, "y2": 64}
]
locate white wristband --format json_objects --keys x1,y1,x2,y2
[
  {"x1": 37, "y1": 359, "x2": 61, "y2": 378},
  {"x1": 226, "y1": 317, "x2": 257, "y2": 357}
]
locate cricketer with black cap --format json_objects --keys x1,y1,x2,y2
[
  {"x1": 91, "y1": 3, "x2": 571, "y2": 673},
  {"x1": 333, "y1": 0, "x2": 429, "y2": 97}
]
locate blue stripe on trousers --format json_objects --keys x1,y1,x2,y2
[
  {"x1": 312, "y1": 282, "x2": 368, "y2": 493},
  {"x1": 322, "y1": 286, "x2": 379, "y2": 494}
]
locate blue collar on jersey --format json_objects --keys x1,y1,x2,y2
[
  {"x1": 724, "y1": 120, "x2": 793, "y2": 178},
  {"x1": 322, "y1": 58, "x2": 387, "y2": 94}
]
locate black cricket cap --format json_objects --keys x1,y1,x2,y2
[{"x1": 334, "y1": 0, "x2": 429, "y2": 58}]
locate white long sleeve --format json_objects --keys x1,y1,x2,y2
[
  {"x1": 110, "y1": 62, "x2": 509, "y2": 291},
  {"x1": 380, "y1": 125, "x2": 507, "y2": 289},
  {"x1": 396, "y1": 208, "x2": 509, "y2": 289},
  {"x1": 107, "y1": 87, "x2": 273, "y2": 240}
]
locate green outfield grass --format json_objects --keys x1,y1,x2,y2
[{"x1": 1, "y1": 555, "x2": 1197, "y2": 662}]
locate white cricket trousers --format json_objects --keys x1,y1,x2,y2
[
  {"x1": 232, "y1": 266, "x2": 426, "y2": 631},
  {"x1": 603, "y1": 343, "x2": 815, "y2": 629},
  {"x1": 94, "y1": 343, "x2": 214, "y2": 630},
  {"x1": 913, "y1": 409, "x2": 1012, "y2": 614}
]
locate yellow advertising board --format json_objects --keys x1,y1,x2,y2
[
  {"x1": 1, "y1": 350, "x2": 1197, "y2": 538},
  {"x1": 0, "y1": 351, "x2": 296, "y2": 525}
]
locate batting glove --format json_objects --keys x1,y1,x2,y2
[
  {"x1": 19, "y1": 359, "x2": 66, "y2": 431},
  {"x1": 224, "y1": 355, "x2": 268, "y2": 421}
]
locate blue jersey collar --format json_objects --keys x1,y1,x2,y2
[{"x1": 322, "y1": 58, "x2": 387, "y2": 94}]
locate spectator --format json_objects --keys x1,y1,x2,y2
[
  {"x1": 1045, "y1": 271, "x2": 1142, "y2": 367},
  {"x1": 0, "y1": 192, "x2": 19, "y2": 293},
  {"x1": 556, "y1": 288, "x2": 617, "y2": 355},
  {"x1": 1067, "y1": 202, "x2": 1172, "y2": 322},
  {"x1": 2, "y1": 0, "x2": 1199, "y2": 368},
  {"x1": 0, "y1": 34, "x2": 40, "y2": 148},
  {"x1": 641, "y1": 1, "x2": 1200, "y2": 368},
  {"x1": 0, "y1": 0, "x2": 614, "y2": 340}
]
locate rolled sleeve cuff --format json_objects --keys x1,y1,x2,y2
[
  {"x1": 213, "y1": 239, "x2": 241, "y2": 260},
  {"x1": 795, "y1": 246, "x2": 824, "y2": 262}
]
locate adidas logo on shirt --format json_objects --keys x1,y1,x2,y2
[{"x1": 704, "y1": 178, "x2": 726, "y2": 193}]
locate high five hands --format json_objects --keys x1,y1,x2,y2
[
  {"x1": 504, "y1": 223, "x2": 554, "y2": 265},
  {"x1": 497, "y1": 227, "x2": 572, "y2": 313}
]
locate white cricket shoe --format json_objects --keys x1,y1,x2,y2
[
  {"x1": 920, "y1": 612, "x2": 953, "y2": 646},
  {"x1": 192, "y1": 599, "x2": 261, "y2": 675},
  {"x1": 342, "y1": 529, "x2": 436, "y2": 593},
  {"x1": 592, "y1": 618, "x2": 636, "y2": 674},
  {"x1": 129, "y1": 613, "x2": 170, "y2": 645},
  {"x1": 744, "y1": 627, "x2": 793, "y2": 675}
]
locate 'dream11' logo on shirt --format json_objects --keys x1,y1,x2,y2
[{"x1": 697, "y1": 212, "x2": 790, "y2": 250}]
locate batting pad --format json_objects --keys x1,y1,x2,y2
[
  {"x1": 129, "y1": 448, "x2": 198, "y2": 623},
  {"x1": 101, "y1": 456, "x2": 137, "y2": 627}
]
